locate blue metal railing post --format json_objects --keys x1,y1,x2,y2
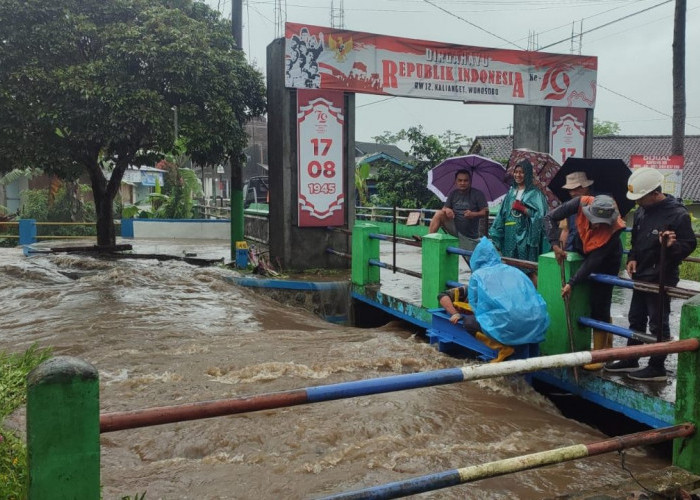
[
  {"x1": 19, "y1": 218, "x2": 37, "y2": 245},
  {"x1": 121, "y1": 218, "x2": 134, "y2": 238}
]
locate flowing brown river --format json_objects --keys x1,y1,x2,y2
[{"x1": 0, "y1": 242, "x2": 669, "y2": 499}]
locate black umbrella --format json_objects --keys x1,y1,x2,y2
[{"x1": 548, "y1": 158, "x2": 635, "y2": 216}]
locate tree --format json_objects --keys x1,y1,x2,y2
[
  {"x1": 593, "y1": 119, "x2": 621, "y2": 136},
  {"x1": 374, "y1": 126, "x2": 450, "y2": 209},
  {"x1": 371, "y1": 130, "x2": 407, "y2": 145},
  {"x1": 0, "y1": 0, "x2": 265, "y2": 246},
  {"x1": 439, "y1": 129, "x2": 470, "y2": 152}
]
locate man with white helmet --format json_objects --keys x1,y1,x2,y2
[{"x1": 604, "y1": 167, "x2": 696, "y2": 381}]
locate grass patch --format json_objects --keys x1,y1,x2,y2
[{"x1": 1, "y1": 344, "x2": 52, "y2": 500}]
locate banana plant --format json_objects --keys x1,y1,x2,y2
[{"x1": 355, "y1": 162, "x2": 371, "y2": 206}]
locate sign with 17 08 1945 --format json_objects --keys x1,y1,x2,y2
[{"x1": 297, "y1": 89, "x2": 345, "y2": 227}]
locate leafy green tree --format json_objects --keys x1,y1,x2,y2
[
  {"x1": 0, "y1": 0, "x2": 265, "y2": 246},
  {"x1": 593, "y1": 119, "x2": 621, "y2": 136},
  {"x1": 374, "y1": 126, "x2": 450, "y2": 209}
]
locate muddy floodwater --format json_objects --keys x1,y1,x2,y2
[{"x1": 0, "y1": 241, "x2": 670, "y2": 499}]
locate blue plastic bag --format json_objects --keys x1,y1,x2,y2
[{"x1": 467, "y1": 237, "x2": 549, "y2": 345}]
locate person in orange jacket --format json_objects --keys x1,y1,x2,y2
[{"x1": 544, "y1": 194, "x2": 626, "y2": 370}]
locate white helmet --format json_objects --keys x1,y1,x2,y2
[{"x1": 626, "y1": 167, "x2": 664, "y2": 200}]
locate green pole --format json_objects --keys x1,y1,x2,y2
[
  {"x1": 230, "y1": 155, "x2": 245, "y2": 261},
  {"x1": 421, "y1": 233, "x2": 458, "y2": 309},
  {"x1": 537, "y1": 252, "x2": 590, "y2": 356},
  {"x1": 351, "y1": 222, "x2": 379, "y2": 286},
  {"x1": 674, "y1": 293, "x2": 700, "y2": 473},
  {"x1": 26, "y1": 356, "x2": 100, "y2": 500}
]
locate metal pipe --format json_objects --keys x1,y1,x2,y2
[
  {"x1": 320, "y1": 424, "x2": 695, "y2": 499},
  {"x1": 34, "y1": 222, "x2": 97, "y2": 226},
  {"x1": 99, "y1": 340, "x2": 698, "y2": 433},
  {"x1": 392, "y1": 204, "x2": 397, "y2": 274},
  {"x1": 328, "y1": 227, "x2": 352, "y2": 236},
  {"x1": 326, "y1": 247, "x2": 351, "y2": 260},
  {"x1": 368, "y1": 232, "x2": 421, "y2": 248},
  {"x1": 444, "y1": 248, "x2": 538, "y2": 271},
  {"x1": 368, "y1": 258, "x2": 422, "y2": 279},
  {"x1": 559, "y1": 260, "x2": 579, "y2": 383},
  {"x1": 589, "y1": 273, "x2": 696, "y2": 299},
  {"x1": 658, "y1": 233, "x2": 669, "y2": 343},
  {"x1": 578, "y1": 317, "x2": 657, "y2": 344}
]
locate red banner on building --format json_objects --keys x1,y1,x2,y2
[
  {"x1": 630, "y1": 155, "x2": 684, "y2": 198},
  {"x1": 286, "y1": 23, "x2": 597, "y2": 108},
  {"x1": 297, "y1": 89, "x2": 345, "y2": 227}
]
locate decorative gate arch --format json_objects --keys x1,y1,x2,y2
[{"x1": 267, "y1": 23, "x2": 597, "y2": 269}]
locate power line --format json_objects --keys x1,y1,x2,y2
[
  {"x1": 357, "y1": 96, "x2": 397, "y2": 108},
  {"x1": 598, "y1": 84, "x2": 700, "y2": 131},
  {"x1": 418, "y1": 0, "x2": 692, "y2": 130},
  {"x1": 420, "y1": 0, "x2": 526, "y2": 50},
  {"x1": 538, "y1": 0, "x2": 673, "y2": 50}
]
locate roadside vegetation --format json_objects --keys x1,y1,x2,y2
[
  {"x1": 122, "y1": 146, "x2": 203, "y2": 220},
  {"x1": 1, "y1": 0, "x2": 266, "y2": 247},
  {"x1": 0, "y1": 345, "x2": 52, "y2": 500},
  {"x1": 679, "y1": 213, "x2": 700, "y2": 282}
]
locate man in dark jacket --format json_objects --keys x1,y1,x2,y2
[{"x1": 604, "y1": 167, "x2": 697, "y2": 381}]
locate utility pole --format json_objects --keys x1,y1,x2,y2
[
  {"x1": 231, "y1": 0, "x2": 244, "y2": 255},
  {"x1": 672, "y1": 0, "x2": 686, "y2": 156},
  {"x1": 331, "y1": 0, "x2": 345, "y2": 29}
]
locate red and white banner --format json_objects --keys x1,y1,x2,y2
[
  {"x1": 550, "y1": 107, "x2": 587, "y2": 164},
  {"x1": 285, "y1": 23, "x2": 597, "y2": 108},
  {"x1": 630, "y1": 155, "x2": 684, "y2": 198},
  {"x1": 297, "y1": 89, "x2": 345, "y2": 227}
]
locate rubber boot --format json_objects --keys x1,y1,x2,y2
[
  {"x1": 582, "y1": 330, "x2": 613, "y2": 371},
  {"x1": 475, "y1": 332, "x2": 514, "y2": 363}
]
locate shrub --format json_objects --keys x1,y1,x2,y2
[{"x1": 0, "y1": 345, "x2": 52, "y2": 500}]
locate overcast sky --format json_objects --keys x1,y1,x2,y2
[{"x1": 207, "y1": 0, "x2": 699, "y2": 144}]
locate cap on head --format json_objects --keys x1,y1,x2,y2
[
  {"x1": 582, "y1": 195, "x2": 619, "y2": 225},
  {"x1": 626, "y1": 167, "x2": 663, "y2": 200},
  {"x1": 562, "y1": 171, "x2": 594, "y2": 190}
]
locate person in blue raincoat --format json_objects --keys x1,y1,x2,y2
[
  {"x1": 438, "y1": 237, "x2": 550, "y2": 362},
  {"x1": 488, "y1": 159, "x2": 550, "y2": 285}
]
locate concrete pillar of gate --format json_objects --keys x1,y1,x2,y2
[
  {"x1": 674, "y1": 294, "x2": 700, "y2": 473},
  {"x1": 266, "y1": 38, "x2": 354, "y2": 271},
  {"x1": 537, "y1": 252, "x2": 590, "y2": 356},
  {"x1": 27, "y1": 356, "x2": 100, "y2": 499},
  {"x1": 421, "y1": 233, "x2": 459, "y2": 309}
]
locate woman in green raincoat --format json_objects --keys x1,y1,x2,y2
[{"x1": 488, "y1": 159, "x2": 550, "y2": 279}]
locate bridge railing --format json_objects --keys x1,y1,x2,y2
[{"x1": 350, "y1": 221, "x2": 699, "y2": 352}]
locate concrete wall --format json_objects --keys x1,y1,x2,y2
[{"x1": 131, "y1": 219, "x2": 230, "y2": 239}]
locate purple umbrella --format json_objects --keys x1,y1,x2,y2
[{"x1": 427, "y1": 154, "x2": 509, "y2": 203}]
